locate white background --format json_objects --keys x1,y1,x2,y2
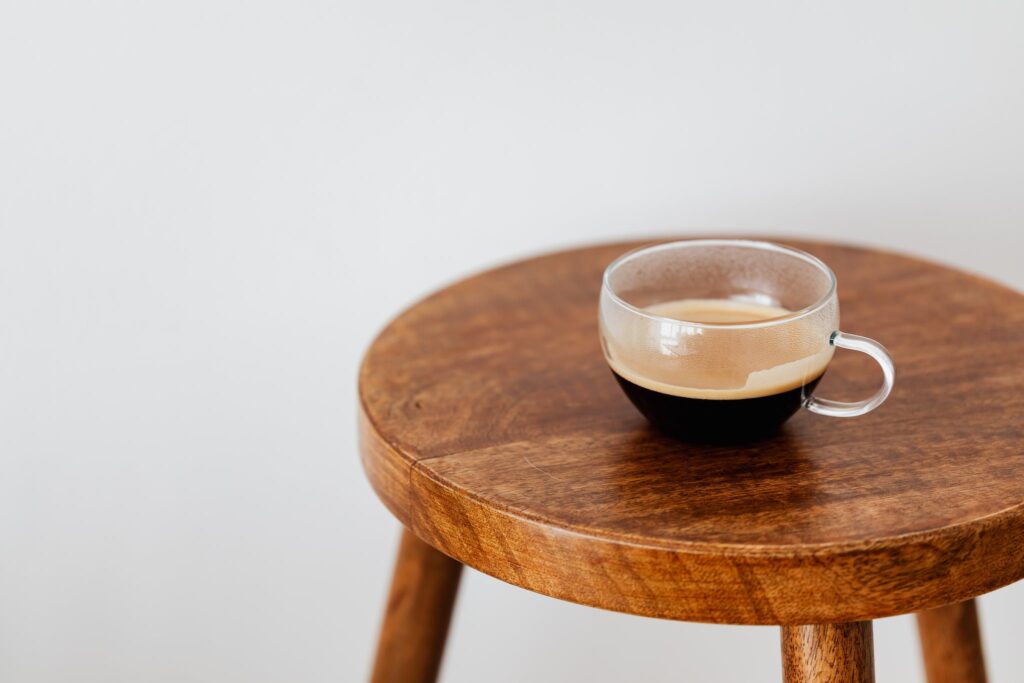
[{"x1": 2, "y1": 1, "x2": 1023, "y2": 681}]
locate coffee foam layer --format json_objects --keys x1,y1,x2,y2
[
  {"x1": 608, "y1": 351, "x2": 831, "y2": 400},
  {"x1": 606, "y1": 298, "x2": 833, "y2": 400},
  {"x1": 645, "y1": 298, "x2": 792, "y2": 324}
]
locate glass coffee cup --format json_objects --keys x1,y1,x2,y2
[{"x1": 599, "y1": 240, "x2": 894, "y2": 442}]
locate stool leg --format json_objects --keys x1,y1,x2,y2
[
  {"x1": 916, "y1": 599, "x2": 987, "y2": 683},
  {"x1": 369, "y1": 528, "x2": 463, "y2": 683},
  {"x1": 781, "y1": 622, "x2": 874, "y2": 683}
]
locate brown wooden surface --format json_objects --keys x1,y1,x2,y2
[
  {"x1": 782, "y1": 622, "x2": 874, "y2": 683},
  {"x1": 369, "y1": 528, "x2": 462, "y2": 683},
  {"x1": 359, "y1": 238, "x2": 1024, "y2": 624},
  {"x1": 917, "y1": 599, "x2": 988, "y2": 683}
]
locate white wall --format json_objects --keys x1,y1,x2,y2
[{"x1": 2, "y1": 1, "x2": 1022, "y2": 681}]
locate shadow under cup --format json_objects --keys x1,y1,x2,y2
[{"x1": 599, "y1": 240, "x2": 840, "y2": 443}]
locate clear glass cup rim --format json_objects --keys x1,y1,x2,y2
[{"x1": 602, "y1": 239, "x2": 839, "y2": 330}]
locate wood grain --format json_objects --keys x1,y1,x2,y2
[
  {"x1": 359, "y1": 238, "x2": 1024, "y2": 624},
  {"x1": 359, "y1": 406, "x2": 417, "y2": 525},
  {"x1": 782, "y1": 622, "x2": 874, "y2": 683},
  {"x1": 917, "y1": 599, "x2": 987, "y2": 683},
  {"x1": 369, "y1": 528, "x2": 463, "y2": 683}
]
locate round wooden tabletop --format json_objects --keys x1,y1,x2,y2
[{"x1": 358, "y1": 239, "x2": 1024, "y2": 625}]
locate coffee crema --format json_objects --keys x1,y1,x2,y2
[{"x1": 606, "y1": 298, "x2": 832, "y2": 441}]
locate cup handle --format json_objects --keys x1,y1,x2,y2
[{"x1": 804, "y1": 331, "x2": 895, "y2": 418}]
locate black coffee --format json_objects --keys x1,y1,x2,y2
[{"x1": 612, "y1": 370, "x2": 825, "y2": 442}]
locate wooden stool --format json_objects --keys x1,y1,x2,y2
[{"x1": 359, "y1": 239, "x2": 1024, "y2": 683}]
